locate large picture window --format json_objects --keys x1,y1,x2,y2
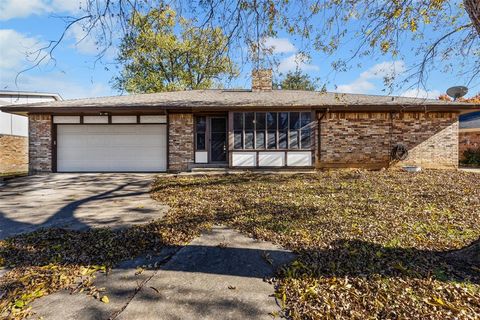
[{"x1": 232, "y1": 112, "x2": 313, "y2": 150}]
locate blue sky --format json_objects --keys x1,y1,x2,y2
[{"x1": 0, "y1": 0, "x2": 477, "y2": 99}]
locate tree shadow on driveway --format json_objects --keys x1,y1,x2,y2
[{"x1": 0, "y1": 181, "x2": 156, "y2": 240}]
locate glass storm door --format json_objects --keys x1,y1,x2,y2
[{"x1": 210, "y1": 117, "x2": 227, "y2": 162}]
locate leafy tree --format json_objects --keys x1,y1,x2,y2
[
  {"x1": 25, "y1": 0, "x2": 479, "y2": 90},
  {"x1": 112, "y1": 7, "x2": 237, "y2": 93},
  {"x1": 439, "y1": 93, "x2": 480, "y2": 103},
  {"x1": 274, "y1": 71, "x2": 317, "y2": 91}
]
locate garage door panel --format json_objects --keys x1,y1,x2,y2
[
  {"x1": 59, "y1": 148, "x2": 164, "y2": 160},
  {"x1": 57, "y1": 124, "x2": 167, "y2": 172},
  {"x1": 58, "y1": 146, "x2": 165, "y2": 158},
  {"x1": 58, "y1": 160, "x2": 164, "y2": 172}
]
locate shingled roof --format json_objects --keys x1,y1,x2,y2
[{"x1": 1, "y1": 89, "x2": 479, "y2": 115}]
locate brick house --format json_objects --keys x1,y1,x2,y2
[
  {"x1": 459, "y1": 111, "x2": 480, "y2": 161},
  {"x1": 1, "y1": 70, "x2": 479, "y2": 174}
]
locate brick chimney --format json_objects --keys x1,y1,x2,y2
[{"x1": 252, "y1": 69, "x2": 272, "y2": 91}]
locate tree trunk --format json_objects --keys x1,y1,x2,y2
[
  {"x1": 446, "y1": 237, "x2": 480, "y2": 266},
  {"x1": 464, "y1": 0, "x2": 480, "y2": 36}
]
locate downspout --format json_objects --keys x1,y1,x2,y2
[
  {"x1": 317, "y1": 109, "x2": 328, "y2": 169},
  {"x1": 388, "y1": 112, "x2": 394, "y2": 169}
]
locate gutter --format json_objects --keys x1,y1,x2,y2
[{"x1": 2, "y1": 104, "x2": 480, "y2": 116}]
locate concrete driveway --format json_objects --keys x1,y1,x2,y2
[
  {"x1": 0, "y1": 174, "x2": 294, "y2": 319},
  {"x1": 0, "y1": 173, "x2": 167, "y2": 239}
]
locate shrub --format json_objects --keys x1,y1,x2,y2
[{"x1": 462, "y1": 148, "x2": 480, "y2": 166}]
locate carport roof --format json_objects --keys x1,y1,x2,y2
[{"x1": 1, "y1": 89, "x2": 479, "y2": 115}]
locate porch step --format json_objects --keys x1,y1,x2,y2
[{"x1": 190, "y1": 167, "x2": 229, "y2": 173}]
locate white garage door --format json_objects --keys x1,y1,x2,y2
[{"x1": 57, "y1": 124, "x2": 167, "y2": 172}]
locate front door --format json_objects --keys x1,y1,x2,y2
[{"x1": 210, "y1": 117, "x2": 227, "y2": 162}]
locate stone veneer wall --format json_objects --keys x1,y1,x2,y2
[
  {"x1": 319, "y1": 112, "x2": 458, "y2": 169},
  {"x1": 29, "y1": 114, "x2": 52, "y2": 173},
  {"x1": 459, "y1": 131, "x2": 480, "y2": 160},
  {"x1": 0, "y1": 134, "x2": 28, "y2": 174},
  {"x1": 168, "y1": 113, "x2": 194, "y2": 171}
]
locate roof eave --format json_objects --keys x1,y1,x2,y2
[{"x1": 1, "y1": 103, "x2": 479, "y2": 115}]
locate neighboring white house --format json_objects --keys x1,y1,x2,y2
[
  {"x1": 0, "y1": 91, "x2": 62, "y2": 174},
  {"x1": 0, "y1": 91, "x2": 62, "y2": 136}
]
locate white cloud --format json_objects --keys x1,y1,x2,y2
[
  {"x1": 359, "y1": 61, "x2": 406, "y2": 80},
  {"x1": 1, "y1": 68, "x2": 114, "y2": 99},
  {"x1": 1, "y1": 1, "x2": 111, "y2": 57},
  {"x1": 401, "y1": 88, "x2": 442, "y2": 100},
  {"x1": 53, "y1": 0, "x2": 83, "y2": 13},
  {"x1": 264, "y1": 37, "x2": 296, "y2": 54},
  {"x1": 0, "y1": 0, "x2": 47, "y2": 20},
  {"x1": 0, "y1": 29, "x2": 113, "y2": 99},
  {"x1": 0, "y1": 0, "x2": 82, "y2": 20},
  {"x1": 66, "y1": 21, "x2": 119, "y2": 57},
  {"x1": 8, "y1": 72, "x2": 112, "y2": 99},
  {"x1": 336, "y1": 61, "x2": 406, "y2": 94},
  {"x1": 0, "y1": 29, "x2": 43, "y2": 70},
  {"x1": 67, "y1": 24, "x2": 101, "y2": 55},
  {"x1": 258, "y1": 37, "x2": 319, "y2": 73},
  {"x1": 278, "y1": 53, "x2": 319, "y2": 73},
  {"x1": 336, "y1": 78, "x2": 376, "y2": 94}
]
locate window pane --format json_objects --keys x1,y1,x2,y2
[
  {"x1": 289, "y1": 112, "x2": 300, "y2": 130},
  {"x1": 233, "y1": 113, "x2": 243, "y2": 130},
  {"x1": 267, "y1": 112, "x2": 277, "y2": 129},
  {"x1": 245, "y1": 131, "x2": 254, "y2": 149},
  {"x1": 279, "y1": 130, "x2": 287, "y2": 149},
  {"x1": 255, "y1": 113, "x2": 266, "y2": 130},
  {"x1": 196, "y1": 116, "x2": 206, "y2": 132},
  {"x1": 245, "y1": 113, "x2": 254, "y2": 130},
  {"x1": 267, "y1": 131, "x2": 276, "y2": 149},
  {"x1": 301, "y1": 129, "x2": 311, "y2": 149},
  {"x1": 301, "y1": 112, "x2": 311, "y2": 128},
  {"x1": 234, "y1": 131, "x2": 243, "y2": 149},
  {"x1": 279, "y1": 112, "x2": 289, "y2": 130},
  {"x1": 196, "y1": 133, "x2": 206, "y2": 150},
  {"x1": 256, "y1": 131, "x2": 265, "y2": 149},
  {"x1": 289, "y1": 130, "x2": 299, "y2": 149}
]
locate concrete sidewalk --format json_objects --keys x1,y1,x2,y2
[{"x1": 28, "y1": 226, "x2": 295, "y2": 320}]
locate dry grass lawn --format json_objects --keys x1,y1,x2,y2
[
  {"x1": 150, "y1": 170, "x2": 480, "y2": 319},
  {"x1": 1, "y1": 170, "x2": 479, "y2": 319}
]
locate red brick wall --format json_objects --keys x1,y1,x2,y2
[
  {"x1": 0, "y1": 134, "x2": 28, "y2": 174},
  {"x1": 459, "y1": 131, "x2": 480, "y2": 160},
  {"x1": 29, "y1": 114, "x2": 52, "y2": 174},
  {"x1": 168, "y1": 113, "x2": 194, "y2": 171},
  {"x1": 319, "y1": 112, "x2": 391, "y2": 166},
  {"x1": 319, "y1": 112, "x2": 458, "y2": 169}
]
